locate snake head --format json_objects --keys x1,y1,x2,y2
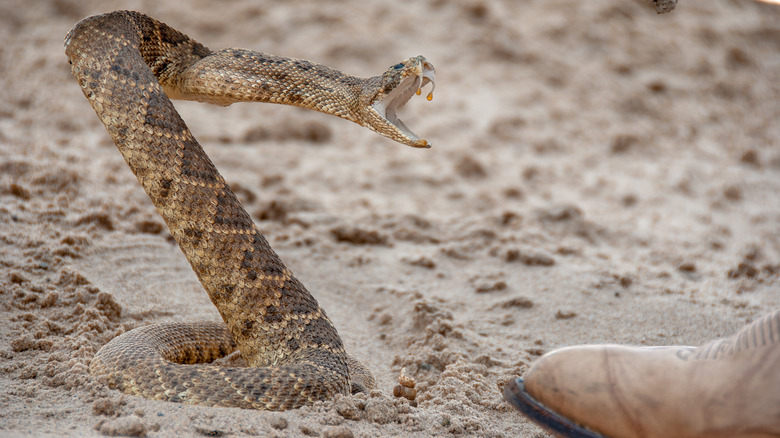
[{"x1": 365, "y1": 56, "x2": 435, "y2": 148}]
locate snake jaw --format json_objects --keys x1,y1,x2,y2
[{"x1": 369, "y1": 56, "x2": 435, "y2": 148}]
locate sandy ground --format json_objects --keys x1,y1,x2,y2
[{"x1": 1, "y1": 0, "x2": 779, "y2": 437}]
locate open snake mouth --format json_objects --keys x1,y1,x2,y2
[{"x1": 371, "y1": 58, "x2": 436, "y2": 148}]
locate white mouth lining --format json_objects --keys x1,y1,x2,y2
[{"x1": 372, "y1": 71, "x2": 433, "y2": 142}]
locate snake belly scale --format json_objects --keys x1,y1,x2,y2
[{"x1": 64, "y1": 10, "x2": 434, "y2": 409}]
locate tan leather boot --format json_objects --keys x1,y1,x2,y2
[{"x1": 504, "y1": 309, "x2": 780, "y2": 438}]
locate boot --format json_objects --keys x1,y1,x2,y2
[{"x1": 504, "y1": 309, "x2": 780, "y2": 438}]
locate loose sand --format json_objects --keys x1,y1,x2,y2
[{"x1": 1, "y1": 0, "x2": 778, "y2": 436}]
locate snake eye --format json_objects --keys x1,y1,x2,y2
[{"x1": 393, "y1": 63, "x2": 405, "y2": 70}]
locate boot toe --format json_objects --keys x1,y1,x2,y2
[{"x1": 503, "y1": 377, "x2": 607, "y2": 438}]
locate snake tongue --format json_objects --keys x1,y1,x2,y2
[{"x1": 372, "y1": 69, "x2": 434, "y2": 148}]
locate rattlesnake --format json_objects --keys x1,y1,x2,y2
[{"x1": 65, "y1": 10, "x2": 434, "y2": 410}]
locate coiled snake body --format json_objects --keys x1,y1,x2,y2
[{"x1": 65, "y1": 10, "x2": 434, "y2": 410}]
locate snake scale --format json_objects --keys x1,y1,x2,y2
[{"x1": 64, "y1": 10, "x2": 435, "y2": 410}]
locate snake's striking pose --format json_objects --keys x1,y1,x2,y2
[{"x1": 65, "y1": 10, "x2": 435, "y2": 410}]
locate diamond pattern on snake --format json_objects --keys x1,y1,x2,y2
[{"x1": 65, "y1": 10, "x2": 435, "y2": 410}]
